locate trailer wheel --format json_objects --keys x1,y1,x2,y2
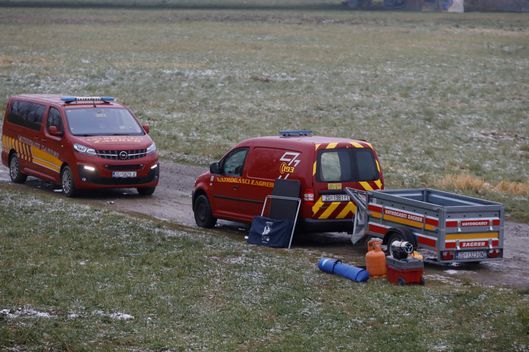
[{"x1": 385, "y1": 227, "x2": 417, "y2": 257}]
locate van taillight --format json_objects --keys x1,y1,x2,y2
[
  {"x1": 303, "y1": 189, "x2": 315, "y2": 204},
  {"x1": 441, "y1": 251, "x2": 454, "y2": 261}
]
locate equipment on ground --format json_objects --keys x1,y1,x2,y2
[
  {"x1": 318, "y1": 258, "x2": 369, "y2": 283},
  {"x1": 365, "y1": 238, "x2": 387, "y2": 277}
]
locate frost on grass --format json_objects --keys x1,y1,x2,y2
[
  {"x1": 1, "y1": 306, "x2": 54, "y2": 319},
  {"x1": 93, "y1": 310, "x2": 134, "y2": 321}
]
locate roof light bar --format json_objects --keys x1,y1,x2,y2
[
  {"x1": 280, "y1": 130, "x2": 313, "y2": 137},
  {"x1": 61, "y1": 96, "x2": 115, "y2": 104}
]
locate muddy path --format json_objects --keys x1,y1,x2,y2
[{"x1": 1, "y1": 161, "x2": 528, "y2": 289}]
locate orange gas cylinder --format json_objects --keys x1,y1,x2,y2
[{"x1": 366, "y1": 239, "x2": 387, "y2": 278}]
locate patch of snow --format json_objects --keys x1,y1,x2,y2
[
  {"x1": 1, "y1": 306, "x2": 53, "y2": 319},
  {"x1": 93, "y1": 310, "x2": 134, "y2": 321}
]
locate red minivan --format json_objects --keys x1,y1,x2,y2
[
  {"x1": 192, "y1": 130, "x2": 384, "y2": 232},
  {"x1": 1, "y1": 95, "x2": 159, "y2": 196}
]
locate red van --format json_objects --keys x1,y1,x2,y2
[
  {"x1": 192, "y1": 130, "x2": 384, "y2": 232},
  {"x1": 1, "y1": 95, "x2": 159, "y2": 197}
]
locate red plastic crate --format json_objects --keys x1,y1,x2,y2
[{"x1": 386, "y1": 256, "x2": 424, "y2": 285}]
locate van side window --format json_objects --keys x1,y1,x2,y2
[
  {"x1": 46, "y1": 107, "x2": 64, "y2": 134},
  {"x1": 222, "y1": 148, "x2": 248, "y2": 176},
  {"x1": 7, "y1": 100, "x2": 45, "y2": 131}
]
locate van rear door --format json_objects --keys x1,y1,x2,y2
[{"x1": 312, "y1": 143, "x2": 383, "y2": 221}]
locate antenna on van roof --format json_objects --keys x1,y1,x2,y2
[{"x1": 279, "y1": 130, "x2": 313, "y2": 137}]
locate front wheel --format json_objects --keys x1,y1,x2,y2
[
  {"x1": 61, "y1": 165, "x2": 78, "y2": 197},
  {"x1": 137, "y1": 187, "x2": 156, "y2": 196},
  {"x1": 9, "y1": 153, "x2": 27, "y2": 184},
  {"x1": 193, "y1": 194, "x2": 217, "y2": 228}
]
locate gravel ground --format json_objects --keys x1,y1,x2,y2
[{"x1": 0, "y1": 161, "x2": 528, "y2": 289}]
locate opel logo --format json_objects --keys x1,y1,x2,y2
[{"x1": 119, "y1": 151, "x2": 128, "y2": 160}]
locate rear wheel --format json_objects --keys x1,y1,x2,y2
[
  {"x1": 9, "y1": 153, "x2": 27, "y2": 184},
  {"x1": 386, "y1": 228, "x2": 417, "y2": 257},
  {"x1": 137, "y1": 187, "x2": 156, "y2": 196},
  {"x1": 193, "y1": 194, "x2": 217, "y2": 228},
  {"x1": 61, "y1": 165, "x2": 77, "y2": 197}
]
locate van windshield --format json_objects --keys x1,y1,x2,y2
[
  {"x1": 318, "y1": 148, "x2": 379, "y2": 182},
  {"x1": 65, "y1": 108, "x2": 143, "y2": 136}
]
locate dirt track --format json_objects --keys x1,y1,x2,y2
[{"x1": 1, "y1": 161, "x2": 528, "y2": 289}]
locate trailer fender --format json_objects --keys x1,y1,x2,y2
[{"x1": 383, "y1": 227, "x2": 417, "y2": 255}]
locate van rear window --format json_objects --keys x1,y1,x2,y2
[
  {"x1": 7, "y1": 101, "x2": 45, "y2": 131},
  {"x1": 318, "y1": 148, "x2": 379, "y2": 182}
]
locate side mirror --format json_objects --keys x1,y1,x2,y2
[
  {"x1": 49, "y1": 125, "x2": 63, "y2": 137},
  {"x1": 210, "y1": 162, "x2": 221, "y2": 174},
  {"x1": 142, "y1": 124, "x2": 150, "y2": 134}
]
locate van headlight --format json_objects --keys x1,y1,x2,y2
[
  {"x1": 146, "y1": 143, "x2": 156, "y2": 154},
  {"x1": 74, "y1": 143, "x2": 97, "y2": 156}
]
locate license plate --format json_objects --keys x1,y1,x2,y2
[
  {"x1": 112, "y1": 171, "x2": 137, "y2": 178},
  {"x1": 321, "y1": 194, "x2": 350, "y2": 202},
  {"x1": 455, "y1": 250, "x2": 487, "y2": 260}
]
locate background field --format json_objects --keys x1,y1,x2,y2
[
  {"x1": 1, "y1": 185, "x2": 528, "y2": 351},
  {"x1": 1, "y1": 6, "x2": 528, "y2": 220}
]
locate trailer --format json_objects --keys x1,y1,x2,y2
[{"x1": 346, "y1": 188, "x2": 504, "y2": 264}]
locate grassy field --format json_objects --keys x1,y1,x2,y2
[
  {"x1": 1, "y1": 6, "x2": 528, "y2": 220},
  {"x1": 1, "y1": 184, "x2": 528, "y2": 351}
]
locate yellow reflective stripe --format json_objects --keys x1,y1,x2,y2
[
  {"x1": 446, "y1": 232, "x2": 499, "y2": 241},
  {"x1": 383, "y1": 214, "x2": 423, "y2": 229},
  {"x1": 312, "y1": 197, "x2": 324, "y2": 214},
  {"x1": 359, "y1": 181, "x2": 373, "y2": 191},
  {"x1": 326, "y1": 142, "x2": 338, "y2": 149},
  {"x1": 351, "y1": 142, "x2": 363, "y2": 148},
  {"x1": 370, "y1": 211, "x2": 382, "y2": 219},
  {"x1": 375, "y1": 159, "x2": 381, "y2": 172},
  {"x1": 336, "y1": 202, "x2": 357, "y2": 219},
  {"x1": 315, "y1": 143, "x2": 321, "y2": 150},
  {"x1": 319, "y1": 202, "x2": 340, "y2": 219},
  {"x1": 374, "y1": 179, "x2": 383, "y2": 189},
  {"x1": 31, "y1": 146, "x2": 61, "y2": 173},
  {"x1": 313, "y1": 161, "x2": 317, "y2": 176}
]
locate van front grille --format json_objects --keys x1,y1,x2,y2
[{"x1": 96, "y1": 149, "x2": 147, "y2": 160}]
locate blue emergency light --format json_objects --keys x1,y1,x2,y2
[
  {"x1": 280, "y1": 130, "x2": 313, "y2": 137},
  {"x1": 61, "y1": 96, "x2": 115, "y2": 104}
]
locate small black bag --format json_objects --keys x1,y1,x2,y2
[{"x1": 247, "y1": 216, "x2": 293, "y2": 248}]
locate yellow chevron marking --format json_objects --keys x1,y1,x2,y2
[
  {"x1": 313, "y1": 161, "x2": 317, "y2": 176},
  {"x1": 319, "y1": 202, "x2": 340, "y2": 219},
  {"x1": 315, "y1": 143, "x2": 321, "y2": 151},
  {"x1": 312, "y1": 197, "x2": 324, "y2": 214},
  {"x1": 374, "y1": 179, "x2": 383, "y2": 189},
  {"x1": 326, "y1": 142, "x2": 338, "y2": 149},
  {"x1": 359, "y1": 181, "x2": 373, "y2": 191},
  {"x1": 446, "y1": 232, "x2": 499, "y2": 241},
  {"x1": 375, "y1": 159, "x2": 381, "y2": 172},
  {"x1": 336, "y1": 202, "x2": 357, "y2": 219},
  {"x1": 351, "y1": 142, "x2": 363, "y2": 148}
]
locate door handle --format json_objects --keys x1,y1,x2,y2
[
  {"x1": 41, "y1": 138, "x2": 47, "y2": 143},
  {"x1": 232, "y1": 185, "x2": 239, "y2": 191}
]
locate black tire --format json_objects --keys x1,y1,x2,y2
[
  {"x1": 137, "y1": 187, "x2": 156, "y2": 196},
  {"x1": 193, "y1": 194, "x2": 217, "y2": 228},
  {"x1": 61, "y1": 165, "x2": 77, "y2": 197},
  {"x1": 386, "y1": 228, "x2": 417, "y2": 257},
  {"x1": 397, "y1": 278, "x2": 406, "y2": 286},
  {"x1": 9, "y1": 153, "x2": 27, "y2": 184}
]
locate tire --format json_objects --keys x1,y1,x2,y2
[
  {"x1": 397, "y1": 278, "x2": 406, "y2": 286},
  {"x1": 137, "y1": 187, "x2": 156, "y2": 196},
  {"x1": 9, "y1": 153, "x2": 27, "y2": 184},
  {"x1": 193, "y1": 194, "x2": 217, "y2": 228},
  {"x1": 386, "y1": 228, "x2": 417, "y2": 257},
  {"x1": 61, "y1": 165, "x2": 77, "y2": 197}
]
